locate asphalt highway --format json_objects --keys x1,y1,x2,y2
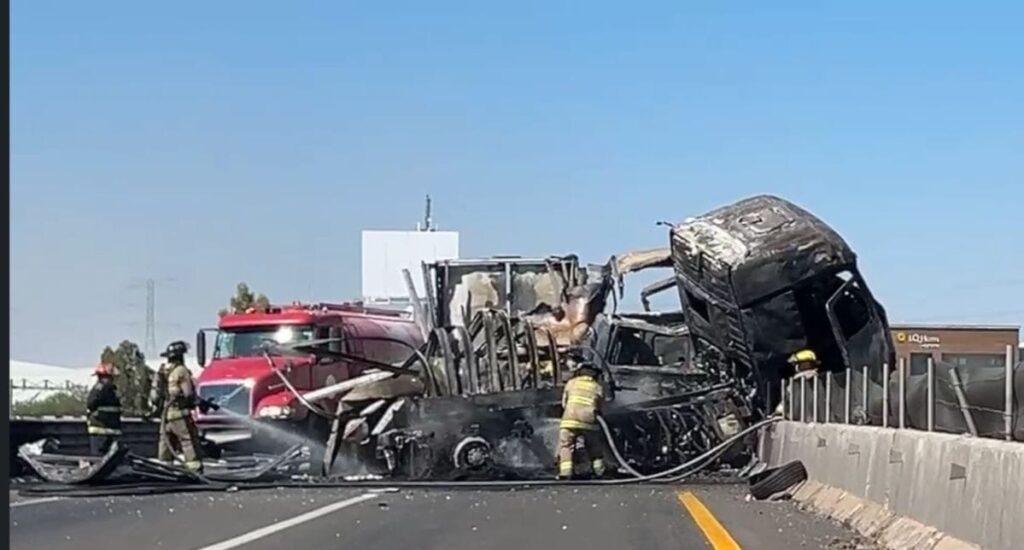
[{"x1": 10, "y1": 483, "x2": 874, "y2": 550}]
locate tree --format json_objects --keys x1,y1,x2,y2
[
  {"x1": 219, "y1": 282, "x2": 271, "y2": 317},
  {"x1": 100, "y1": 340, "x2": 153, "y2": 417},
  {"x1": 13, "y1": 389, "x2": 88, "y2": 417}
]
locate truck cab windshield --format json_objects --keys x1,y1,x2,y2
[{"x1": 213, "y1": 325, "x2": 314, "y2": 359}]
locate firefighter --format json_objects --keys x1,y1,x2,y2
[
  {"x1": 775, "y1": 348, "x2": 821, "y2": 415},
  {"x1": 155, "y1": 340, "x2": 204, "y2": 473},
  {"x1": 86, "y1": 362, "x2": 122, "y2": 455},
  {"x1": 557, "y1": 360, "x2": 607, "y2": 480},
  {"x1": 789, "y1": 348, "x2": 820, "y2": 379}
]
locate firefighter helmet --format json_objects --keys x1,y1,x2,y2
[
  {"x1": 94, "y1": 362, "x2": 115, "y2": 377},
  {"x1": 567, "y1": 347, "x2": 601, "y2": 377},
  {"x1": 160, "y1": 340, "x2": 189, "y2": 358},
  {"x1": 571, "y1": 360, "x2": 601, "y2": 378},
  {"x1": 788, "y1": 349, "x2": 819, "y2": 365}
]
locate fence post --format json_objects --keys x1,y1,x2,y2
[
  {"x1": 813, "y1": 374, "x2": 820, "y2": 423},
  {"x1": 927, "y1": 356, "x2": 935, "y2": 432},
  {"x1": 788, "y1": 378, "x2": 794, "y2": 420},
  {"x1": 845, "y1": 366, "x2": 852, "y2": 424},
  {"x1": 780, "y1": 380, "x2": 787, "y2": 420},
  {"x1": 862, "y1": 365, "x2": 869, "y2": 424},
  {"x1": 800, "y1": 376, "x2": 807, "y2": 422},
  {"x1": 825, "y1": 371, "x2": 832, "y2": 424},
  {"x1": 882, "y1": 362, "x2": 889, "y2": 428},
  {"x1": 1006, "y1": 344, "x2": 1014, "y2": 441},
  {"x1": 897, "y1": 357, "x2": 906, "y2": 429}
]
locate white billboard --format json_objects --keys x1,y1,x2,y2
[{"x1": 361, "y1": 230, "x2": 460, "y2": 302}]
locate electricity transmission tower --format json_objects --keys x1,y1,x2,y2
[{"x1": 124, "y1": 277, "x2": 178, "y2": 357}]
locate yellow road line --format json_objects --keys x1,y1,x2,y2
[{"x1": 677, "y1": 491, "x2": 742, "y2": 550}]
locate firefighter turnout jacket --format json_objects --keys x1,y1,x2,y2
[
  {"x1": 164, "y1": 362, "x2": 197, "y2": 421},
  {"x1": 560, "y1": 374, "x2": 604, "y2": 431},
  {"x1": 86, "y1": 378, "x2": 122, "y2": 436}
]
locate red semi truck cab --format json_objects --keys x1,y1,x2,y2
[{"x1": 193, "y1": 302, "x2": 424, "y2": 449}]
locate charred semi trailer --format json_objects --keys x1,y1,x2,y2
[{"x1": 670, "y1": 195, "x2": 895, "y2": 414}]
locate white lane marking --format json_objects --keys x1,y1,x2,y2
[
  {"x1": 10, "y1": 497, "x2": 62, "y2": 508},
  {"x1": 195, "y1": 492, "x2": 379, "y2": 550}
]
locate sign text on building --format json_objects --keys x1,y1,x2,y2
[{"x1": 894, "y1": 331, "x2": 941, "y2": 349}]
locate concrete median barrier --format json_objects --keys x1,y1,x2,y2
[{"x1": 762, "y1": 421, "x2": 1023, "y2": 550}]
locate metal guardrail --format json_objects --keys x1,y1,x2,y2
[
  {"x1": 780, "y1": 344, "x2": 1020, "y2": 442},
  {"x1": 10, "y1": 379, "x2": 89, "y2": 391}
]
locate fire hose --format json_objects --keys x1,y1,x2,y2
[{"x1": 260, "y1": 335, "x2": 436, "y2": 422}]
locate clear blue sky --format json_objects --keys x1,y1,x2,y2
[{"x1": 11, "y1": 1, "x2": 1024, "y2": 366}]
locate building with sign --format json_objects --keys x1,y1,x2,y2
[
  {"x1": 360, "y1": 196, "x2": 460, "y2": 306},
  {"x1": 891, "y1": 324, "x2": 1019, "y2": 374}
]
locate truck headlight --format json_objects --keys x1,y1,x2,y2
[{"x1": 257, "y1": 405, "x2": 293, "y2": 419}]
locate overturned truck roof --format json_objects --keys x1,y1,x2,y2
[{"x1": 671, "y1": 195, "x2": 856, "y2": 308}]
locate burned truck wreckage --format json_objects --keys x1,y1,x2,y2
[
  {"x1": 291, "y1": 250, "x2": 756, "y2": 481},
  {"x1": 330, "y1": 194, "x2": 894, "y2": 482},
  {"x1": 19, "y1": 194, "x2": 897, "y2": 492}
]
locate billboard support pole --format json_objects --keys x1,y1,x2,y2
[{"x1": 1006, "y1": 345, "x2": 1015, "y2": 441}]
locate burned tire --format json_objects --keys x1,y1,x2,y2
[{"x1": 748, "y1": 460, "x2": 807, "y2": 500}]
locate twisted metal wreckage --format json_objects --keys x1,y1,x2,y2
[{"x1": 20, "y1": 195, "x2": 893, "y2": 495}]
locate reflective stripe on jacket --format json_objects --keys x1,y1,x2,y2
[
  {"x1": 168, "y1": 364, "x2": 195, "y2": 405},
  {"x1": 560, "y1": 375, "x2": 604, "y2": 431},
  {"x1": 86, "y1": 379, "x2": 122, "y2": 434},
  {"x1": 163, "y1": 406, "x2": 191, "y2": 421},
  {"x1": 162, "y1": 363, "x2": 196, "y2": 421}
]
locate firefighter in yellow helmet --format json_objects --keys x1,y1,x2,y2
[
  {"x1": 774, "y1": 348, "x2": 821, "y2": 416},
  {"x1": 86, "y1": 362, "x2": 122, "y2": 455},
  {"x1": 788, "y1": 348, "x2": 820, "y2": 379},
  {"x1": 557, "y1": 359, "x2": 607, "y2": 480},
  {"x1": 155, "y1": 340, "x2": 204, "y2": 473}
]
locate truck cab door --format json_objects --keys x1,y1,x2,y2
[
  {"x1": 825, "y1": 274, "x2": 892, "y2": 379},
  {"x1": 326, "y1": 325, "x2": 350, "y2": 383},
  {"x1": 343, "y1": 323, "x2": 368, "y2": 376},
  {"x1": 308, "y1": 325, "x2": 338, "y2": 387}
]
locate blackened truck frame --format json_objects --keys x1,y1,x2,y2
[
  {"x1": 401, "y1": 253, "x2": 760, "y2": 476},
  {"x1": 669, "y1": 195, "x2": 896, "y2": 416}
]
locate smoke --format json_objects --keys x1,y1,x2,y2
[
  {"x1": 493, "y1": 409, "x2": 560, "y2": 471},
  {"x1": 326, "y1": 445, "x2": 374, "y2": 478},
  {"x1": 495, "y1": 438, "x2": 542, "y2": 468}
]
